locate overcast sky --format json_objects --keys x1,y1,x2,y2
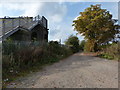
[{"x1": 0, "y1": 0, "x2": 119, "y2": 43}]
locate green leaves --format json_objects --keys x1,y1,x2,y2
[
  {"x1": 65, "y1": 35, "x2": 80, "y2": 53},
  {"x1": 72, "y1": 4, "x2": 119, "y2": 52}
]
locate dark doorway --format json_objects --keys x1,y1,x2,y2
[
  {"x1": 31, "y1": 32, "x2": 37, "y2": 41},
  {"x1": 44, "y1": 34, "x2": 47, "y2": 40}
]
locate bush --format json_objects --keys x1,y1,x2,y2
[
  {"x1": 100, "y1": 42, "x2": 120, "y2": 60},
  {"x1": 2, "y1": 40, "x2": 72, "y2": 82},
  {"x1": 65, "y1": 35, "x2": 80, "y2": 53},
  {"x1": 79, "y1": 40, "x2": 85, "y2": 51}
]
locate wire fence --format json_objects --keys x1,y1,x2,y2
[{"x1": 1, "y1": 15, "x2": 43, "y2": 35}]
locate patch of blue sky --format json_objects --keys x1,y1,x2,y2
[
  {"x1": 0, "y1": 7, "x2": 24, "y2": 17},
  {"x1": 65, "y1": 2, "x2": 118, "y2": 19},
  {"x1": 0, "y1": 2, "x2": 118, "y2": 42}
]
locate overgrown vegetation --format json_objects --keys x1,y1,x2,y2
[
  {"x1": 65, "y1": 35, "x2": 80, "y2": 53},
  {"x1": 72, "y1": 4, "x2": 120, "y2": 60},
  {"x1": 2, "y1": 40, "x2": 72, "y2": 87},
  {"x1": 73, "y1": 4, "x2": 119, "y2": 52},
  {"x1": 79, "y1": 40, "x2": 85, "y2": 51},
  {"x1": 98, "y1": 42, "x2": 120, "y2": 60}
]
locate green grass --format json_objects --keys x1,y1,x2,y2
[
  {"x1": 2, "y1": 63, "x2": 42, "y2": 88},
  {"x1": 98, "y1": 42, "x2": 120, "y2": 61},
  {"x1": 2, "y1": 54, "x2": 71, "y2": 88},
  {"x1": 98, "y1": 53, "x2": 114, "y2": 60},
  {"x1": 2, "y1": 41, "x2": 73, "y2": 88}
]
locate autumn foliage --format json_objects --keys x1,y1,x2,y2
[{"x1": 73, "y1": 4, "x2": 119, "y2": 52}]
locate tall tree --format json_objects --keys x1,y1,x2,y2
[
  {"x1": 65, "y1": 35, "x2": 79, "y2": 53},
  {"x1": 79, "y1": 40, "x2": 86, "y2": 51},
  {"x1": 72, "y1": 4, "x2": 119, "y2": 52}
]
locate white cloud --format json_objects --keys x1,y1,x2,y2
[
  {"x1": 52, "y1": 15, "x2": 63, "y2": 23},
  {"x1": 23, "y1": 3, "x2": 44, "y2": 16},
  {"x1": 1, "y1": 2, "x2": 67, "y2": 22},
  {"x1": 49, "y1": 23, "x2": 74, "y2": 43},
  {"x1": 0, "y1": 0, "x2": 119, "y2": 3},
  {"x1": 1, "y1": 2, "x2": 70, "y2": 43},
  {"x1": 2, "y1": 1, "x2": 117, "y2": 43},
  {"x1": 33, "y1": 2, "x2": 71, "y2": 42},
  {"x1": 118, "y1": 2, "x2": 120, "y2": 25},
  {"x1": 1, "y1": 3, "x2": 44, "y2": 17},
  {"x1": 36, "y1": 2, "x2": 67, "y2": 23}
]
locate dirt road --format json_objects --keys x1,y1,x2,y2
[{"x1": 7, "y1": 53, "x2": 118, "y2": 88}]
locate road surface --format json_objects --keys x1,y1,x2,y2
[{"x1": 7, "y1": 53, "x2": 118, "y2": 88}]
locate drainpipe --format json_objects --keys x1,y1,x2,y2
[
  {"x1": 2, "y1": 19, "x2": 5, "y2": 36},
  {"x1": 19, "y1": 16, "x2": 20, "y2": 26},
  {"x1": 12, "y1": 19, "x2": 14, "y2": 29}
]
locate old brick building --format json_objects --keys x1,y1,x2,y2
[{"x1": 0, "y1": 15, "x2": 49, "y2": 42}]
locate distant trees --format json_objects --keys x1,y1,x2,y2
[
  {"x1": 99, "y1": 42, "x2": 120, "y2": 60},
  {"x1": 79, "y1": 40, "x2": 85, "y2": 51},
  {"x1": 65, "y1": 35, "x2": 80, "y2": 53},
  {"x1": 72, "y1": 4, "x2": 119, "y2": 52},
  {"x1": 2, "y1": 40, "x2": 73, "y2": 84}
]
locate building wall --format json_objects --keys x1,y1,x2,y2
[
  {"x1": 118, "y1": 1, "x2": 120, "y2": 42},
  {"x1": 31, "y1": 24, "x2": 48, "y2": 42},
  {"x1": 0, "y1": 19, "x2": 2, "y2": 36},
  {"x1": 1, "y1": 17, "x2": 33, "y2": 34},
  {"x1": 1, "y1": 15, "x2": 48, "y2": 42},
  {"x1": 7, "y1": 29, "x2": 30, "y2": 41},
  {"x1": 7, "y1": 24, "x2": 48, "y2": 42}
]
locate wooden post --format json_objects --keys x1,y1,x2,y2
[
  {"x1": 35, "y1": 17, "x2": 36, "y2": 21},
  {"x1": 12, "y1": 19, "x2": 14, "y2": 29},
  {"x1": 46, "y1": 19, "x2": 48, "y2": 29},
  {"x1": 2, "y1": 19, "x2": 5, "y2": 35},
  {"x1": 38, "y1": 15, "x2": 40, "y2": 20},
  {"x1": 19, "y1": 16, "x2": 20, "y2": 26}
]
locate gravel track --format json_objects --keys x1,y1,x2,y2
[{"x1": 7, "y1": 53, "x2": 118, "y2": 88}]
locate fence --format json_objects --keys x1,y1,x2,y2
[{"x1": 1, "y1": 15, "x2": 42, "y2": 35}]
